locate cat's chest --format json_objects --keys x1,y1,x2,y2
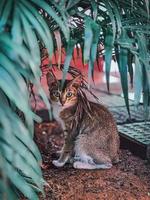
[{"x1": 52, "y1": 104, "x2": 66, "y2": 130}]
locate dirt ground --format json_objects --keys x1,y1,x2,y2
[{"x1": 35, "y1": 122, "x2": 150, "y2": 200}]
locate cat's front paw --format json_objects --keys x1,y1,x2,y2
[{"x1": 52, "y1": 160, "x2": 65, "y2": 167}]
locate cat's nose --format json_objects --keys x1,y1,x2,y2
[{"x1": 60, "y1": 99, "x2": 65, "y2": 106}]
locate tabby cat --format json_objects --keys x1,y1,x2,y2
[{"x1": 47, "y1": 72, "x2": 120, "y2": 169}]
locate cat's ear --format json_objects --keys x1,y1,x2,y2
[
  {"x1": 46, "y1": 72, "x2": 58, "y2": 87},
  {"x1": 68, "y1": 75, "x2": 82, "y2": 88}
]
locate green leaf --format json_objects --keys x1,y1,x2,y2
[
  {"x1": 134, "y1": 55, "x2": 143, "y2": 105},
  {"x1": 136, "y1": 32, "x2": 150, "y2": 118},
  {"x1": 54, "y1": 30, "x2": 62, "y2": 68},
  {"x1": 66, "y1": 0, "x2": 81, "y2": 10},
  {"x1": 0, "y1": 105, "x2": 42, "y2": 161},
  {"x1": 61, "y1": 39, "x2": 76, "y2": 87},
  {"x1": 0, "y1": 104, "x2": 44, "y2": 198},
  {"x1": 18, "y1": 0, "x2": 54, "y2": 57},
  {"x1": 0, "y1": 57, "x2": 34, "y2": 134},
  {"x1": 104, "y1": 27, "x2": 114, "y2": 91},
  {"x1": 0, "y1": 129, "x2": 42, "y2": 176},
  {"x1": 20, "y1": 9, "x2": 40, "y2": 66},
  {"x1": 11, "y1": 4, "x2": 22, "y2": 44},
  {"x1": 142, "y1": 66, "x2": 149, "y2": 119},
  {"x1": 0, "y1": 141, "x2": 44, "y2": 192},
  {"x1": 0, "y1": 0, "x2": 13, "y2": 31},
  {"x1": 90, "y1": 20, "x2": 100, "y2": 78},
  {"x1": 0, "y1": 180, "x2": 18, "y2": 200},
  {"x1": 145, "y1": 0, "x2": 149, "y2": 17},
  {"x1": 118, "y1": 46, "x2": 130, "y2": 115},
  {"x1": 4, "y1": 159, "x2": 39, "y2": 200},
  {"x1": 110, "y1": 1, "x2": 122, "y2": 35},
  {"x1": 0, "y1": 0, "x2": 6, "y2": 18},
  {"x1": 101, "y1": 0, "x2": 116, "y2": 41},
  {"x1": 30, "y1": 0, "x2": 70, "y2": 41},
  {"x1": 91, "y1": 1, "x2": 98, "y2": 21},
  {"x1": 84, "y1": 17, "x2": 93, "y2": 64},
  {"x1": 127, "y1": 51, "x2": 134, "y2": 87},
  {"x1": 0, "y1": 33, "x2": 41, "y2": 79},
  {"x1": 0, "y1": 89, "x2": 9, "y2": 106},
  {"x1": 0, "y1": 66, "x2": 28, "y2": 111}
]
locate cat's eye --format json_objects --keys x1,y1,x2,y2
[
  {"x1": 66, "y1": 91, "x2": 73, "y2": 98},
  {"x1": 52, "y1": 90, "x2": 60, "y2": 97}
]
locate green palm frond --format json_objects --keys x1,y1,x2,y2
[
  {"x1": 65, "y1": 0, "x2": 150, "y2": 113},
  {"x1": 0, "y1": 0, "x2": 70, "y2": 199}
]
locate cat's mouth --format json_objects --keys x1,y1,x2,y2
[
  {"x1": 51, "y1": 101, "x2": 75, "y2": 108},
  {"x1": 53, "y1": 102, "x2": 66, "y2": 108}
]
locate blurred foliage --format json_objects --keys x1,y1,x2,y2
[{"x1": 0, "y1": 0, "x2": 150, "y2": 199}]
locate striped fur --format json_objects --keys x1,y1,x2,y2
[{"x1": 47, "y1": 72, "x2": 120, "y2": 169}]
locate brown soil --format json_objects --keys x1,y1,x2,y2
[{"x1": 35, "y1": 122, "x2": 150, "y2": 200}]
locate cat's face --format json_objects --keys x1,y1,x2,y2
[{"x1": 47, "y1": 73, "x2": 81, "y2": 108}]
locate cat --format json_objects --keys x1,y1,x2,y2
[{"x1": 46, "y1": 72, "x2": 120, "y2": 169}]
